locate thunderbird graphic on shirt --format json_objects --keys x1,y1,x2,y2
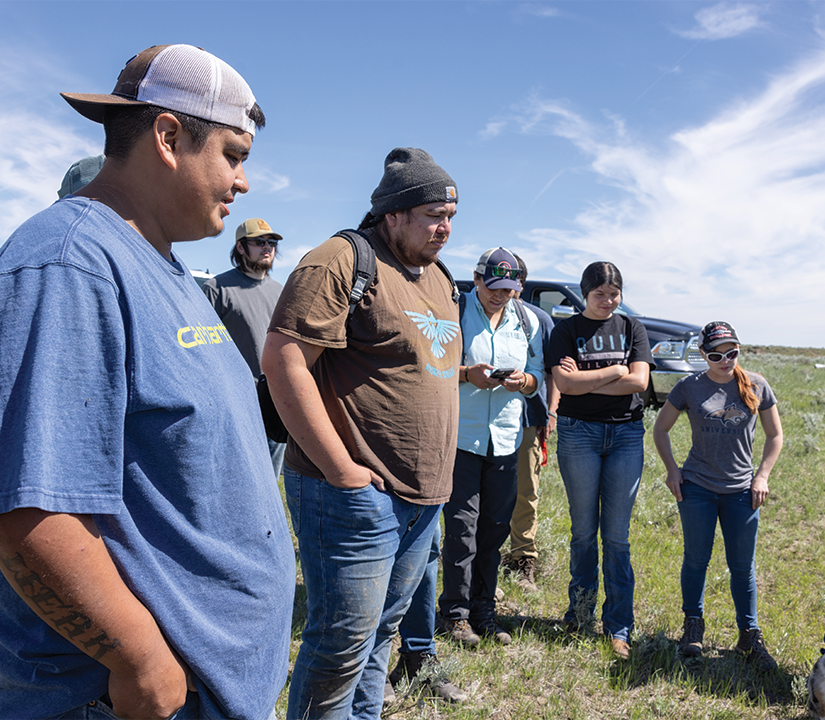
[
  {"x1": 404, "y1": 310, "x2": 460, "y2": 359},
  {"x1": 706, "y1": 405, "x2": 748, "y2": 427}
]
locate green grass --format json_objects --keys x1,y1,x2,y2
[{"x1": 278, "y1": 346, "x2": 825, "y2": 719}]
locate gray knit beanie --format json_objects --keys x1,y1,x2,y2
[{"x1": 370, "y1": 148, "x2": 458, "y2": 216}]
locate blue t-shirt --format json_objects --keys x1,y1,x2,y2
[{"x1": 0, "y1": 198, "x2": 295, "y2": 720}]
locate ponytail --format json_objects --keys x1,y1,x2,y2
[{"x1": 734, "y1": 365, "x2": 760, "y2": 415}]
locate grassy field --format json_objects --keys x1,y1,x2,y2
[{"x1": 279, "y1": 346, "x2": 825, "y2": 719}]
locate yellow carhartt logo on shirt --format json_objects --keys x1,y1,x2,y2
[{"x1": 177, "y1": 323, "x2": 234, "y2": 349}]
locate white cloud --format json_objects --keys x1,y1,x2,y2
[
  {"x1": 483, "y1": 48, "x2": 825, "y2": 348},
  {"x1": 0, "y1": 110, "x2": 99, "y2": 242},
  {"x1": 0, "y1": 48, "x2": 101, "y2": 243},
  {"x1": 519, "y1": 4, "x2": 563, "y2": 19},
  {"x1": 480, "y1": 120, "x2": 507, "y2": 139},
  {"x1": 678, "y1": 3, "x2": 764, "y2": 40},
  {"x1": 480, "y1": 95, "x2": 592, "y2": 146},
  {"x1": 246, "y1": 168, "x2": 290, "y2": 194}
]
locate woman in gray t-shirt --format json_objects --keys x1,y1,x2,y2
[{"x1": 653, "y1": 321, "x2": 783, "y2": 672}]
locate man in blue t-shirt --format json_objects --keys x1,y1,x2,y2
[{"x1": 0, "y1": 45, "x2": 294, "y2": 720}]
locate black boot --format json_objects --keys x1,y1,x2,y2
[
  {"x1": 735, "y1": 628, "x2": 778, "y2": 672},
  {"x1": 678, "y1": 616, "x2": 705, "y2": 657},
  {"x1": 388, "y1": 651, "x2": 468, "y2": 703}
]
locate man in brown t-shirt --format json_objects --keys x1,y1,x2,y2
[{"x1": 263, "y1": 148, "x2": 461, "y2": 720}]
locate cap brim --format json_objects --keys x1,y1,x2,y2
[
  {"x1": 61, "y1": 92, "x2": 148, "y2": 124},
  {"x1": 243, "y1": 230, "x2": 283, "y2": 241},
  {"x1": 704, "y1": 339, "x2": 739, "y2": 351},
  {"x1": 484, "y1": 276, "x2": 521, "y2": 291}
]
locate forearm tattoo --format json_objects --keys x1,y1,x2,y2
[{"x1": 0, "y1": 551, "x2": 121, "y2": 660}]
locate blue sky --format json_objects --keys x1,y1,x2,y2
[{"x1": 2, "y1": 0, "x2": 824, "y2": 348}]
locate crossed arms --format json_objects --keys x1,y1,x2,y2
[{"x1": 551, "y1": 357, "x2": 650, "y2": 397}]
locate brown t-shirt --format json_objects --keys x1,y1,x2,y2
[{"x1": 268, "y1": 230, "x2": 461, "y2": 504}]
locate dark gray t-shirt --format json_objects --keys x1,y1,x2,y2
[
  {"x1": 203, "y1": 267, "x2": 283, "y2": 378},
  {"x1": 667, "y1": 370, "x2": 777, "y2": 493}
]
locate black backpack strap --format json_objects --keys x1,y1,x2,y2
[
  {"x1": 435, "y1": 258, "x2": 460, "y2": 304},
  {"x1": 513, "y1": 299, "x2": 535, "y2": 357},
  {"x1": 333, "y1": 229, "x2": 459, "y2": 316},
  {"x1": 334, "y1": 229, "x2": 458, "y2": 310},
  {"x1": 458, "y1": 292, "x2": 467, "y2": 365},
  {"x1": 333, "y1": 229, "x2": 376, "y2": 315}
]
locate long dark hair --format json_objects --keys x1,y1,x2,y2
[
  {"x1": 358, "y1": 211, "x2": 382, "y2": 230},
  {"x1": 230, "y1": 240, "x2": 246, "y2": 268},
  {"x1": 580, "y1": 261, "x2": 623, "y2": 298}
]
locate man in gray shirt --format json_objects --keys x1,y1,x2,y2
[{"x1": 203, "y1": 218, "x2": 286, "y2": 476}]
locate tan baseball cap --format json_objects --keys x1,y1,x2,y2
[{"x1": 236, "y1": 218, "x2": 283, "y2": 242}]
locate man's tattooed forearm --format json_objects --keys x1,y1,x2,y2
[{"x1": 1, "y1": 552, "x2": 121, "y2": 660}]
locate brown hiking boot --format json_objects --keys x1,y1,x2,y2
[
  {"x1": 504, "y1": 555, "x2": 539, "y2": 592},
  {"x1": 436, "y1": 614, "x2": 481, "y2": 647},
  {"x1": 514, "y1": 556, "x2": 538, "y2": 593},
  {"x1": 473, "y1": 617, "x2": 512, "y2": 645},
  {"x1": 735, "y1": 628, "x2": 778, "y2": 671},
  {"x1": 388, "y1": 651, "x2": 467, "y2": 703},
  {"x1": 678, "y1": 617, "x2": 705, "y2": 657}
]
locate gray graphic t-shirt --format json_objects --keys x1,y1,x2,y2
[{"x1": 667, "y1": 370, "x2": 777, "y2": 493}]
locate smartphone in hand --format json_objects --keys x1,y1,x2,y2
[{"x1": 489, "y1": 368, "x2": 515, "y2": 379}]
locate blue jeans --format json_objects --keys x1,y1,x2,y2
[
  {"x1": 55, "y1": 692, "x2": 205, "y2": 720},
  {"x1": 397, "y1": 523, "x2": 440, "y2": 655},
  {"x1": 284, "y1": 468, "x2": 440, "y2": 720},
  {"x1": 440, "y1": 448, "x2": 519, "y2": 622},
  {"x1": 556, "y1": 417, "x2": 644, "y2": 641},
  {"x1": 677, "y1": 479, "x2": 760, "y2": 630}
]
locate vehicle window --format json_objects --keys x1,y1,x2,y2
[
  {"x1": 613, "y1": 299, "x2": 639, "y2": 316},
  {"x1": 536, "y1": 290, "x2": 572, "y2": 316},
  {"x1": 536, "y1": 285, "x2": 639, "y2": 316},
  {"x1": 191, "y1": 271, "x2": 214, "y2": 289}
]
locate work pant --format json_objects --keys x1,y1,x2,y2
[
  {"x1": 439, "y1": 448, "x2": 519, "y2": 623},
  {"x1": 510, "y1": 425, "x2": 541, "y2": 559}
]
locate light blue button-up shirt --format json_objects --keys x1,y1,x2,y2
[{"x1": 458, "y1": 288, "x2": 545, "y2": 457}]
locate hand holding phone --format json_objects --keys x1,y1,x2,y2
[{"x1": 489, "y1": 368, "x2": 515, "y2": 379}]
